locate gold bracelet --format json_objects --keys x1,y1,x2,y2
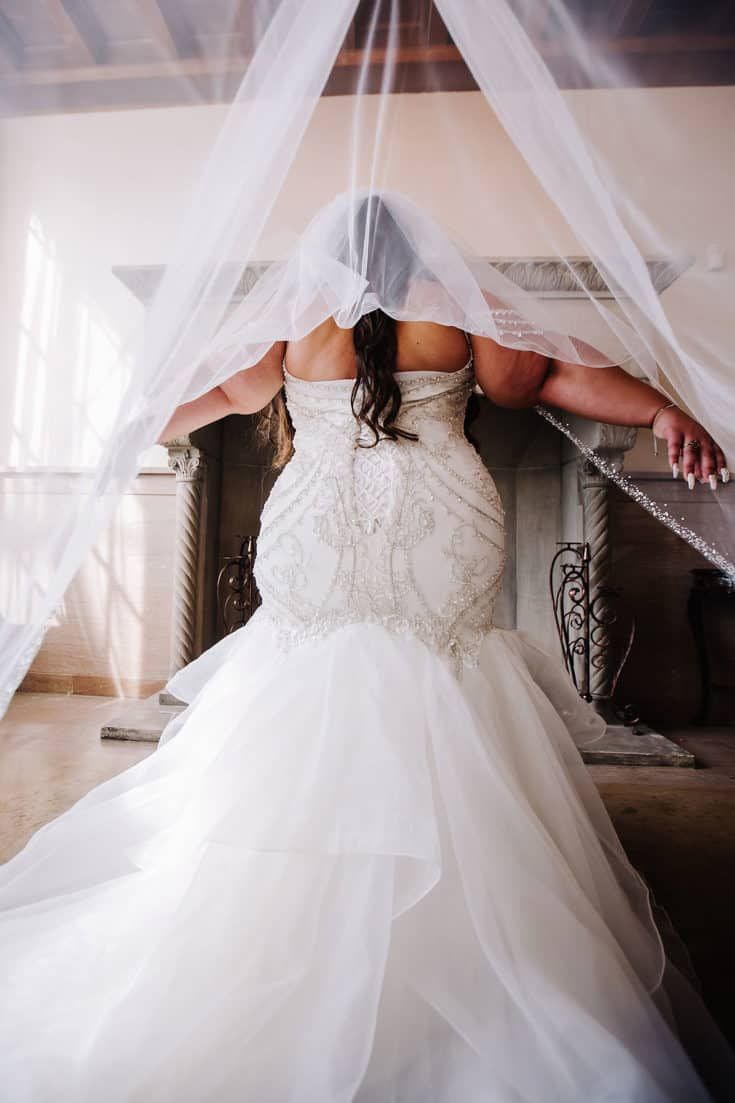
[{"x1": 650, "y1": 402, "x2": 677, "y2": 455}]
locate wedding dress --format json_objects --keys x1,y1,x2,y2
[{"x1": 0, "y1": 356, "x2": 726, "y2": 1102}]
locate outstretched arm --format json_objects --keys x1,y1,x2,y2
[
  {"x1": 156, "y1": 341, "x2": 286, "y2": 443},
  {"x1": 538, "y1": 358, "x2": 727, "y2": 486},
  {"x1": 471, "y1": 333, "x2": 728, "y2": 486}
]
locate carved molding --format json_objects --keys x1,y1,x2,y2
[
  {"x1": 113, "y1": 255, "x2": 691, "y2": 306},
  {"x1": 491, "y1": 256, "x2": 691, "y2": 298}
]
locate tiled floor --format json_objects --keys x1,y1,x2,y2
[
  {"x1": 1, "y1": 693, "x2": 734, "y2": 1045},
  {"x1": 592, "y1": 727, "x2": 735, "y2": 1046},
  {"x1": 0, "y1": 693, "x2": 153, "y2": 864}
]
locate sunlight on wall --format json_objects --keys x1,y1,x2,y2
[
  {"x1": 84, "y1": 495, "x2": 147, "y2": 691},
  {"x1": 0, "y1": 204, "x2": 138, "y2": 632},
  {"x1": 8, "y1": 212, "x2": 133, "y2": 471},
  {"x1": 13, "y1": 214, "x2": 57, "y2": 467},
  {"x1": 0, "y1": 109, "x2": 177, "y2": 686}
]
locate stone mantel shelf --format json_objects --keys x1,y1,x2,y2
[{"x1": 113, "y1": 255, "x2": 691, "y2": 306}]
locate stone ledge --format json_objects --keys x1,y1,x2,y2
[
  {"x1": 100, "y1": 699, "x2": 696, "y2": 767},
  {"x1": 580, "y1": 725, "x2": 695, "y2": 767},
  {"x1": 101, "y1": 694, "x2": 182, "y2": 743}
]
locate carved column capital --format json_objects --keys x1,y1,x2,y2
[
  {"x1": 592, "y1": 422, "x2": 638, "y2": 454},
  {"x1": 167, "y1": 442, "x2": 205, "y2": 483},
  {"x1": 574, "y1": 422, "x2": 637, "y2": 488},
  {"x1": 579, "y1": 457, "x2": 607, "y2": 485}
]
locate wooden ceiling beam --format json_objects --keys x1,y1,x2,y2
[
  {"x1": 705, "y1": 1, "x2": 735, "y2": 33},
  {"x1": 44, "y1": 0, "x2": 106, "y2": 65},
  {"x1": 525, "y1": 0, "x2": 554, "y2": 41},
  {"x1": 1, "y1": 54, "x2": 245, "y2": 88},
  {"x1": 0, "y1": 9, "x2": 25, "y2": 70},
  {"x1": 543, "y1": 31, "x2": 735, "y2": 58},
  {"x1": 40, "y1": 0, "x2": 90, "y2": 65},
  {"x1": 606, "y1": 0, "x2": 655, "y2": 38},
  {"x1": 133, "y1": 0, "x2": 181, "y2": 59},
  {"x1": 335, "y1": 42, "x2": 459, "y2": 67},
  {"x1": 152, "y1": 0, "x2": 201, "y2": 59},
  {"x1": 3, "y1": 33, "x2": 735, "y2": 91}
]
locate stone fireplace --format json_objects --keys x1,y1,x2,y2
[{"x1": 101, "y1": 257, "x2": 694, "y2": 765}]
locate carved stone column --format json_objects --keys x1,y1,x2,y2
[
  {"x1": 167, "y1": 440, "x2": 206, "y2": 677},
  {"x1": 579, "y1": 458, "x2": 615, "y2": 698},
  {"x1": 571, "y1": 421, "x2": 637, "y2": 701}
]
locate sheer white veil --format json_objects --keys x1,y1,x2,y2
[{"x1": 1, "y1": 0, "x2": 733, "y2": 711}]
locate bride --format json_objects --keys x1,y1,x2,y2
[{"x1": 0, "y1": 197, "x2": 731, "y2": 1102}]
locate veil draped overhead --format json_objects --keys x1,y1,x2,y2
[{"x1": 1, "y1": 0, "x2": 734, "y2": 712}]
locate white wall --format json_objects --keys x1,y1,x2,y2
[
  {"x1": 0, "y1": 103, "x2": 230, "y2": 470},
  {"x1": 18, "y1": 473, "x2": 176, "y2": 696}
]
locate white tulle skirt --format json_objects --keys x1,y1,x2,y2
[{"x1": 0, "y1": 613, "x2": 732, "y2": 1102}]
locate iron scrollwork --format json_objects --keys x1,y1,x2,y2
[
  {"x1": 550, "y1": 541, "x2": 638, "y2": 725},
  {"x1": 216, "y1": 535, "x2": 261, "y2": 634}
]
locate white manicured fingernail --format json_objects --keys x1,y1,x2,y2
[
  {"x1": 709, "y1": 474, "x2": 718, "y2": 490},
  {"x1": 672, "y1": 462, "x2": 679, "y2": 479},
  {"x1": 722, "y1": 468, "x2": 731, "y2": 483},
  {"x1": 687, "y1": 473, "x2": 695, "y2": 490}
]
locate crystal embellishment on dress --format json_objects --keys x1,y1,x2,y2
[
  {"x1": 353, "y1": 431, "x2": 399, "y2": 535},
  {"x1": 254, "y1": 362, "x2": 506, "y2": 671}
]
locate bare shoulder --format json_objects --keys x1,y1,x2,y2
[
  {"x1": 285, "y1": 317, "x2": 355, "y2": 381},
  {"x1": 395, "y1": 320, "x2": 469, "y2": 373},
  {"x1": 470, "y1": 332, "x2": 551, "y2": 408}
]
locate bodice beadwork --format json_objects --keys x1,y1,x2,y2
[{"x1": 253, "y1": 360, "x2": 506, "y2": 671}]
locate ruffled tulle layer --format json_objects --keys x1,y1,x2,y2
[{"x1": 0, "y1": 614, "x2": 731, "y2": 1101}]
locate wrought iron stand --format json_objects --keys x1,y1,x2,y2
[
  {"x1": 550, "y1": 541, "x2": 639, "y2": 727},
  {"x1": 216, "y1": 535, "x2": 261, "y2": 634}
]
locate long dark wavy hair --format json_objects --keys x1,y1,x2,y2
[
  {"x1": 268, "y1": 305, "x2": 413, "y2": 468},
  {"x1": 264, "y1": 196, "x2": 473, "y2": 468}
]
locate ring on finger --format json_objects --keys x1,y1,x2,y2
[{"x1": 683, "y1": 439, "x2": 701, "y2": 452}]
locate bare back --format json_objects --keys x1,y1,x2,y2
[
  {"x1": 203, "y1": 315, "x2": 550, "y2": 426},
  {"x1": 283, "y1": 317, "x2": 470, "y2": 382}
]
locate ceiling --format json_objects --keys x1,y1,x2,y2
[{"x1": 1, "y1": 0, "x2": 734, "y2": 115}]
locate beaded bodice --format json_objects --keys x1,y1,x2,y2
[{"x1": 254, "y1": 361, "x2": 506, "y2": 669}]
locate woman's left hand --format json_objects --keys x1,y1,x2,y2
[{"x1": 652, "y1": 406, "x2": 729, "y2": 488}]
